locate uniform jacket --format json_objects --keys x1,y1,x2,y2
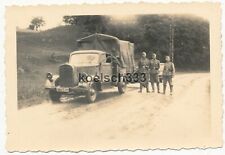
[
  {"x1": 138, "y1": 57, "x2": 150, "y2": 73},
  {"x1": 149, "y1": 59, "x2": 160, "y2": 74},
  {"x1": 163, "y1": 62, "x2": 175, "y2": 76}
]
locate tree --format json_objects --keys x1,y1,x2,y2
[
  {"x1": 63, "y1": 15, "x2": 110, "y2": 33},
  {"x1": 30, "y1": 17, "x2": 45, "y2": 31},
  {"x1": 77, "y1": 16, "x2": 109, "y2": 33},
  {"x1": 63, "y1": 16, "x2": 77, "y2": 25},
  {"x1": 28, "y1": 24, "x2": 35, "y2": 30}
]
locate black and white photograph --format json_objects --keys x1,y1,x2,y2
[{"x1": 5, "y1": 3, "x2": 222, "y2": 152}]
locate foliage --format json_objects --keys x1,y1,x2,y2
[
  {"x1": 63, "y1": 15, "x2": 110, "y2": 33},
  {"x1": 63, "y1": 15, "x2": 210, "y2": 70},
  {"x1": 63, "y1": 16, "x2": 77, "y2": 25},
  {"x1": 30, "y1": 17, "x2": 46, "y2": 31}
]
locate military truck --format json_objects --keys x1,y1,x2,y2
[{"x1": 45, "y1": 33, "x2": 136, "y2": 102}]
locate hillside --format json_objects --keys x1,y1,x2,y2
[{"x1": 17, "y1": 25, "x2": 87, "y2": 108}]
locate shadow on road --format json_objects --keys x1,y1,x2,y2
[
  {"x1": 48, "y1": 85, "x2": 139, "y2": 112},
  {"x1": 55, "y1": 90, "x2": 122, "y2": 109},
  {"x1": 76, "y1": 91, "x2": 121, "y2": 103}
]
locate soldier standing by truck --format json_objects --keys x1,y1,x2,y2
[
  {"x1": 149, "y1": 53, "x2": 160, "y2": 93},
  {"x1": 162, "y1": 55, "x2": 175, "y2": 95},
  {"x1": 138, "y1": 52, "x2": 150, "y2": 93}
]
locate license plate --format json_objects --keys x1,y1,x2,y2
[{"x1": 56, "y1": 87, "x2": 69, "y2": 92}]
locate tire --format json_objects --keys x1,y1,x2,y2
[
  {"x1": 49, "y1": 90, "x2": 61, "y2": 102},
  {"x1": 86, "y1": 86, "x2": 97, "y2": 103},
  {"x1": 118, "y1": 81, "x2": 127, "y2": 94}
]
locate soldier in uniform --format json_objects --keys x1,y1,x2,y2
[
  {"x1": 149, "y1": 53, "x2": 160, "y2": 93},
  {"x1": 138, "y1": 52, "x2": 150, "y2": 93},
  {"x1": 162, "y1": 56, "x2": 175, "y2": 95}
]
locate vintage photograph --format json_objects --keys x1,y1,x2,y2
[{"x1": 6, "y1": 3, "x2": 222, "y2": 151}]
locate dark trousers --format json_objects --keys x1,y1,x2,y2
[
  {"x1": 163, "y1": 75, "x2": 173, "y2": 93},
  {"x1": 139, "y1": 72, "x2": 149, "y2": 92}
]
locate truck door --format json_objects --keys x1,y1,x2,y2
[{"x1": 100, "y1": 54, "x2": 113, "y2": 86}]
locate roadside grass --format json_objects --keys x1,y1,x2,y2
[{"x1": 17, "y1": 50, "x2": 64, "y2": 109}]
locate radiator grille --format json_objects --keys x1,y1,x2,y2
[{"x1": 58, "y1": 64, "x2": 76, "y2": 87}]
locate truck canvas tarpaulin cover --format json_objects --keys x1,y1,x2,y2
[{"x1": 77, "y1": 33, "x2": 135, "y2": 73}]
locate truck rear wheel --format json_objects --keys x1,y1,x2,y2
[
  {"x1": 118, "y1": 81, "x2": 126, "y2": 94},
  {"x1": 86, "y1": 86, "x2": 97, "y2": 103},
  {"x1": 49, "y1": 90, "x2": 61, "y2": 102}
]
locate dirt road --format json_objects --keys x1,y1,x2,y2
[{"x1": 7, "y1": 73, "x2": 212, "y2": 151}]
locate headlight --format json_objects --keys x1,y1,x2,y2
[
  {"x1": 46, "y1": 72, "x2": 53, "y2": 82},
  {"x1": 86, "y1": 76, "x2": 92, "y2": 82}
]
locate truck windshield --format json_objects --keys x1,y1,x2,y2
[{"x1": 69, "y1": 53, "x2": 99, "y2": 66}]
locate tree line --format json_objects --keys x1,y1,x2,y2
[
  {"x1": 62, "y1": 15, "x2": 210, "y2": 70},
  {"x1": 29, "y1": 15, "x2": 210, "y2": 70}
]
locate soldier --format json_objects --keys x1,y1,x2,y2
[
  {"x1": 149, "y1": 53, "x2": 160, "y2": 93},
  {"x1": 138, "y1": 52, "x2": 150, "y2": 93},
  {"x1": 162, "y1": 56, "x2": 175, "y2": 95}
]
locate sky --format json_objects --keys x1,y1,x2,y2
[
  {"x1": 13, "y1": 4, "x2": 211, "y2": 31},
  {"x1": 17, "y1": 14, "x2": 139, "y2": 30},
  {"x1": 17, "y1": 14, "x2": 209, "y2": 31}
]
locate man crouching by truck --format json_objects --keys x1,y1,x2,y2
[{"x1": 162, "y1": 56, "x2": 175, "y2": 95}]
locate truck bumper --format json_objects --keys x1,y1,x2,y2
[{"x1": 45, "y1": 86, "x2": 89, "y2": 94}]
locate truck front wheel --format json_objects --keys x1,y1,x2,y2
[
  {"x1": 49, "y1": 90, "x2": 61, "y2": 102},
  {"x1": 86, "y1": 86, "x2": 97, "y2": 103}
]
